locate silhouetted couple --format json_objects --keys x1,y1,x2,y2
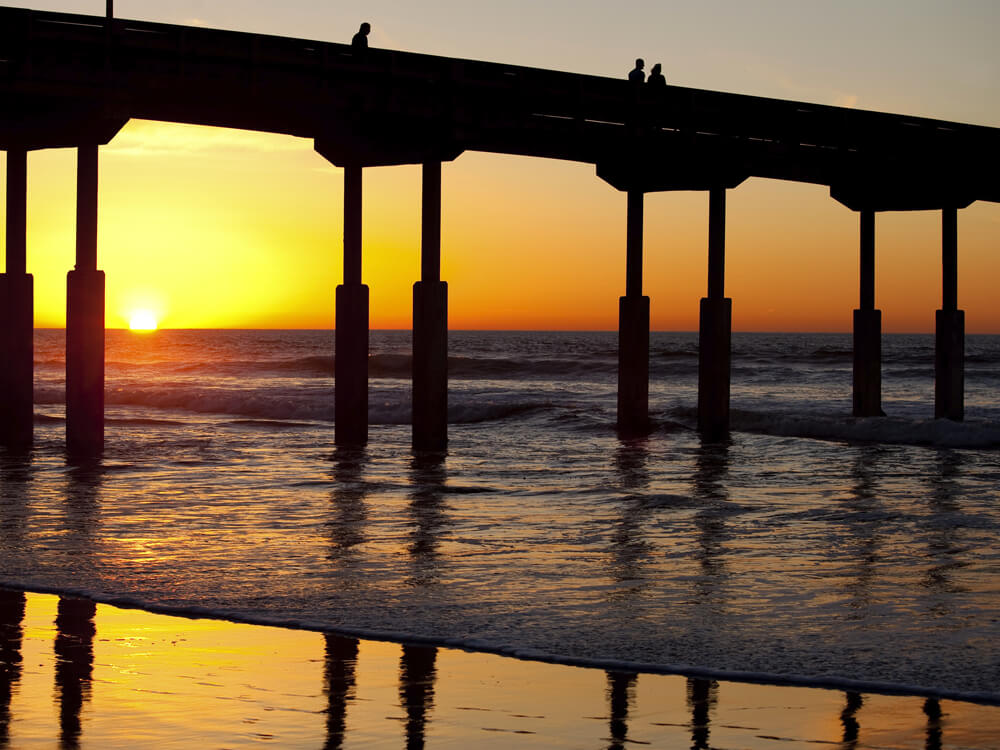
[{"x1": 628, "y1": 58, "x2": 666, "y2": 88}]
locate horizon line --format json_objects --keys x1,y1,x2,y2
[{"x1": 29, "y1": 327, "x2": 1000, "y2": 336}]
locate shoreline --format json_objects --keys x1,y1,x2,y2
[
  {"x1": 5, "y1": 580, "x2": 998, "y2": 709},
  {"x1": 3, "y1": 587, "x2": 999, "y2": 748}
]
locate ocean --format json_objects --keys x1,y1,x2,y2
[{"x1": 2, "y1": 329, "x2": 1000, "y2": 703}]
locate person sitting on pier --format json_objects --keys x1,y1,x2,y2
[
  {"x1": 628, "y1": 58, "x2": 645, "y2": 83},
  {"x1": 647, "y1": 63, "x2": 666, "y2": 88},
  {"x1": 352, "y1": 22, "x2": 371, "y2": 50}
]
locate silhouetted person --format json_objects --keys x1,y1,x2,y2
[
  {"x1": 647, "y1": 63, "x2": 666, "y2": 88},
  {"x1": 54, "y1": 597, "x2": 96, "y2": 749},
  {"x1": 0, "y1": 590, "x2": 26, "y2": 748},
  {"x1": 628, "y1": 58, "x2": 645, "y2": 84},
  {"x1": 352, "y1": 22, "x2": 371, "y2": 50},
  {"x1": 399, "y1": 645, "x2": 437, "y2": 750},
  {"x1": 323, "y1": 634, "x2": 360, "y2": 750}
]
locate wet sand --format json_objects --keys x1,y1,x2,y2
[{"x1": 2, "y1": 589, "x2": 998, "y2": 748}]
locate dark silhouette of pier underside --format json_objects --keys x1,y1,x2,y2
[{"x1": 1, "y1": 6, "x2": 998, "y2": 452}]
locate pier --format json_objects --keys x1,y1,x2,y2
[{"x1": 1, "y1": 6, "x2": 998, "y2": 453}]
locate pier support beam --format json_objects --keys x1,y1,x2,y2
[
  {"x1": 853, "y1": 209, "x2": 883, "y2": 417},
  {"x1": 1, "y1": 149, "x2": 34, "y2": 448},
  {"x1": 935, "y1": 207, "x2": 963, "y2": 421},
  {"x1": 335, "y1": 165, "x2": 369, "y2": 446},
  {"x1": 617, "y1": 189, "x2": 649, "y2": 435},
  {"x1": 412, "y1": 163, "x2": 448, "y2": 452},
  {"x1": 698, "y1": 187, "x2": 732, "y2": 440},
  {"x1": 66, "y1": 145, "x2": 105, "y2": 455}
]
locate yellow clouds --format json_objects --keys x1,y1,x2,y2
[{"x1": 104, "y1": 120, "x2": 312, "y2": 158}]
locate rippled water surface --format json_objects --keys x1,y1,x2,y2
[{"x1": 2, "y1": 330, "x2": 999, "y2": 700}]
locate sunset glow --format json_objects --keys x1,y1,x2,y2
[
  {"x1": 1, "y1": 4, "x2": 998, "y2": 748},
  {"x1": 4, "y1": 2, "x2": 998, "y2": 333},
  {"x1": 128, "y1": 310, "x2": 159, "y2": 331}
]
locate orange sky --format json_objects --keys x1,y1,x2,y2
[
  {"x1": 2, "y1": 122, "x2": 996, "y2": 332},
  {"x1": 2, "y1": 2, "x2": 999, "y2": 332}
]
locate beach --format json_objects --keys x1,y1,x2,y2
[{"x1": 3, "y1": 589, "x2": 999, "y2": 748}]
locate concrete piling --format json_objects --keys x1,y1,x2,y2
[
  {"x1": 412, "y1": 162, "x2": 448, "y2": 451},
  {"x1": 935, "y1": 207, "x2": 964, "y2": 421},
  {"x1": 335, "y1": 165, "x2": 369, "y2": 446},
  {"x1": 1, "y1": 148, "x2": 34, "y2": 448},
  {"x1": 412, "y1": 280, "x2": 447, "y2": 451},
  {"x1": 65, "y1": 145, "x2": 104, "y2": 455},
  {"x1": 852, "y1": 209, "x2": 883, "y2": 417},
  {"x1": 617, "y1": 189, "x2": 649, "y2": 435},
  {"x1": 697, "y1": 187, "x2": 732, "y2": 439}
]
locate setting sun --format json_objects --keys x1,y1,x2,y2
[{"x1": 128, "y1": 310, "x2": 159, "y2": 331}]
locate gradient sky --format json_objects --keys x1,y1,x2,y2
[{"x1": 2, "y1": 0, "x2": 998, "y2": 331}]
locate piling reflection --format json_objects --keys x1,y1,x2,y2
[
  {"x1": 840, "y1": 691, "x2": 863, "y2": 749},
  {"x1": 64, "y1": 459, "x2": 103, "y2": 553},
  {"x1": 692, "y1": 441, "x2": 728, "y2": 503},
  {"x1": 0, "y1": 590, "x2": 26, "y2": 749},
  {"x1": 406, "y1": 454, "x2": 449, "y2": 587},
  {"x1": 323, "y1": 633, "x2": 360, "y2": 750},
  {"x1": 0, "y1": 589, "x2": 996, "y2": 747},
  {"x1": 923, "y1": 450, "x2": 965, "y2": 616},
  {"x1": 329, "y1": 447, "x2": 369, "y2": 560},
  {"x1": 53, "y1": 596, "x2": 96, "y2": 749},
  {"x1": 686, "y1": 677, "x2": 717, "y2": 750},
  {"x1": 398, "y1": 644, "x2": 437, "y2": 750},
  {"x1": 692, "y1": 443, "x2": 730, "y2": 609},
  {"x1": 844, "y1": 447, "x2": 884, "y2": 618},
  {"x1": 0, "y1": 452, "x2": 32, "y2": 556},
  {"x1": 608, "y1": 439, "x2": 653, "y2": 599},
  {"x1": 614, "y1": 438, "x2": 650, "y2": 492},
  {"x1": 605, "y1": 670, "x2": 637, "y2": 750},
  {"x1": 924, "y1": 698, "x2": 943, "y2": 750}
]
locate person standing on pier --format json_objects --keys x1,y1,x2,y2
[
  {"x1": 646, "y1": 62, "x2": 667, "y2": 124},
  {"x1": 352, "y1": 22, "x2": 371, "y2": 50},
  {"x1": 647, "y1": 63, "x2": 666, "y2": 88},
  {"x1": 628, "y1": 58, "x2": 645, "y2": 83}
]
